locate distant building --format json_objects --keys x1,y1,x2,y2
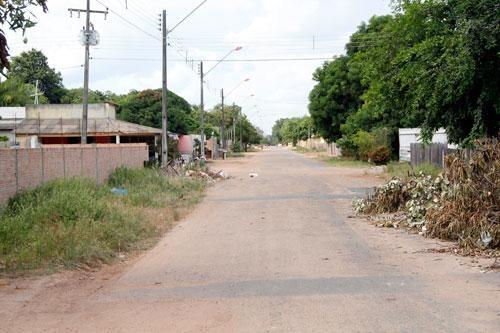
[{"x1": 7, "y1": 103, "x2": 176, "y2": 160}]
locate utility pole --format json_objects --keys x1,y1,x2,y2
[
  {"x1": 199, "y1": 61, "x2": 205, "y2": 161},
  {"x1": 221, "y1": 88, "x2": 226, "y2": 150},
  {"x1": 82, "y1": 0, "x2": 91, "y2": 145},
  {"x1": 161, "y1": 10, "x2": 168, "y2": 166},
  {"x1": 69, "y1": 2, "x2": 108, "y2": 145},
  {"x1": 232, "y1": 102, "x2": 236, "y2": 146}
]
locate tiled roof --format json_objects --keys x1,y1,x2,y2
[{"x1": 15, "y1": 118, "x2": 163, "y2": 136}]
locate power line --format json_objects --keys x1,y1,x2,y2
[
  {"x1": 91, "y1": 56, "x2": 338, "y2": 62},
  {"x1": 95, "y1": 0, "x2": 160, "y2": 41},
  {"x1": 169, "y1": 0, "x2": 209, "y2": 34}
]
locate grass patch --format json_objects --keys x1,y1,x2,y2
[
  {"x1": 320, "y1": 156, "x2": 371, "y2": 168},
  {"x1": 108, "y1": 167, "x2": 205, "y2": 208},
  {"x1": 387, "y1": 161, "x2": 442, "y2": 179},
  {"x1": 227, "y1": 152, "x2": 245, "y2": 158},
  {"x1": 0, "y1": 168, "x2": 206, "y2": 274}
]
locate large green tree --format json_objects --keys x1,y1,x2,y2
[
  {"x1": 117, "y1": 89, "x2": 198, "y2": 135},
  {"x1": 9, "y1": 49, "x2": 64, "y2": 103},
  {"x1": 308, "y1": 56, "x2": 364, "y2": 142},
  {"x1": 0, "y1": 0, "x2": 48, "y2": 74}
]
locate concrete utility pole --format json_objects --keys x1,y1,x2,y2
[
  {"x1": 199, "y1": 61, "x2": 205, "y2": 161},
  {"x1": 82, "y1": 0, "x2": 91, "y2": 144},
  {"x1": 69, "y1": 2, "x2": 108, "y2": 144},
  {"x1": 161, "y1": 10, "x2": 168, "y2": 166},
  {"x1": 232, "y1": 102, "x2": 236, "y2": 146},
  {"x1": 221, "y1": 88, "x2": 226, "y2": 150}
]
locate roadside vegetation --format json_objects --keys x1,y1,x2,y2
[
  {"x1": 386, "y1": 162, "x2": 441, "y2": 179},
  {"x1": 354, "y1": 140, "x2": 499, "y2": 253},
  {"x1": 0, "y1": 168, "x2": 205, "y2": 274}
]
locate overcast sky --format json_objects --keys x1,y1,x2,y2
[{"x1": 6, "y1": 0, "x2": 392, "y2": 134}]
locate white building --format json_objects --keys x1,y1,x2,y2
[{"x1": 399, "y1": 128, "x2": 456, "y2": 161}]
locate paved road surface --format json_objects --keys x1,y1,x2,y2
[{"x1": 1, "y1": 148, "x2": 499, "y2": 332}]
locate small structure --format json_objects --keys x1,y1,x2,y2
[
  {"x1": 13, "y1": 103, "x2": 170, "y2": 159},
  {"x1": 0, "y1": 107, "x2": 25, "y2": 146},
  {"x1": 399, "y1": 128, "x2": 455, "y2": 162}
]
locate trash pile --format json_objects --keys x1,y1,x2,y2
[
  {"x1": 354, "y1": 139, "x2": 499, "y2": 251},
  {"x1": 185, "y1": 168, "x2": 229, "y2": 182}
]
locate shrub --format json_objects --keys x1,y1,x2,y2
[
  {"x1": 368, "y1": 146, "x2": 391, "y2": 165},
  {"x1": 0, "y1": 136, "x2": 8, "y2": 142},
  {"x1": 353, "y1": 131, "x2": 375, "y2": 161}
]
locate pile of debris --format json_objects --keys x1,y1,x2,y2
[
  {"x1": 354, "y1": 139, "x2": 499, "y2": 251},
  {"x1": 185, "y1": 168, "x2": 229, "y2": 182},
  {"x1": 426, "y1": 139, "x2": 499, "y2": 249}
]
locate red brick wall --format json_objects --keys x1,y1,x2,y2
[{"x1": 0, "y1": 144, "x2": 149, "y2": 204}]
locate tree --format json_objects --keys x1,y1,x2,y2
[
  {"x1": 60, "y1": 88, "x2": 117, "y2": 104},
  {"x1": 308, "y1": 56, "x2": 364, "y2": 142},
  {"x1": 272, "y1": 116, "x2": 312, "y2": 146},
  {"x1": 0, "y1": 0, "x2": 48, "y2": 74},
  {"x1": 0, "y1": 78, "x2": 32, "y2": 106},
  {"x1": 9, "y1": 49, "x2": 64, "y2": 103},
  {"x1": 117, "y1": 89, "x2": 198, "y2": 135}
]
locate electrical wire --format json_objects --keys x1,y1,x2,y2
[{"x1": 95, "y1": 0, "x2": 160, "y2": 42}]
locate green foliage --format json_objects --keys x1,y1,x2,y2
[
  {"x1": 353, "y1": 131, "x2": 376, "y2": 161},
  {"x1": 0, "y1": 178, "x2": 152, "y2": 272},
  {"x1": 272, "y1": 116, "x2": 312, "y2": 146},
  {"x1": 0, "y1": 136, "x2": 8, "y2": 142},
  {"x1": 0, "y1": 168, "x2": 206, "y2": 273},
  {"x1": 0, "y1": 0, "x2": 48, "y2": 73},
  {"x1": 0, "y1": 78, "x2": 32, "y2": 106},
  {"x1": 107, "y1": 167, "x2": 205, "y2": 208},
  {"x1": 309, "y1": 56, "x2": 364, "y2": 142},
  {"x1": 116, "y1": 89, "x2": 197, "y2": 135},
  {"x1": 309, "y1": 0, "x2": 499, "y2": 153},
  {"x1": 60, "y1": 88, "x2": 117, "y2": 104},
  {"x1": 9, "y1": 49, "x2": 64, "y2": 103},
  {"x1": 387, "y1": 161, "x2": 442, "y2": 179}
]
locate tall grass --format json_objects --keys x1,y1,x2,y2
[{"x1": 0, "y1": 168, "x2": 206, "y2": 274}]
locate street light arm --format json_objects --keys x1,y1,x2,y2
[
  {"x1": 205, "y1": 46, "x2": 242, "y2": 77},
  {"x1": 226, "y1": 78, "x2": 250, "y2": 98}
]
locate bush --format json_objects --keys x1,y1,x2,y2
[
  {"x1": 368, "y1": 146, "x2": 391, "y2": 165},
  {"x1": 353, "y1": 131, "x2": 375, "y2": 161},
  {"x1": 336, "y1": 135, "x2": 355, "y2": 158},
  {"x1": 231, "y1": 141, "x2": 242, "y2": 153},
  {"x1": 0, "y1": 136, "x2": 8, "y2": 142}
]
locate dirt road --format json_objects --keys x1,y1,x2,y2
[{"x1": 1, "y1": 148, "x2": 499, "y2": 332}]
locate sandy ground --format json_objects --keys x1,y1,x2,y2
[{"x1": 1, "y1": 148, "x2": 499, "y2": 332}]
